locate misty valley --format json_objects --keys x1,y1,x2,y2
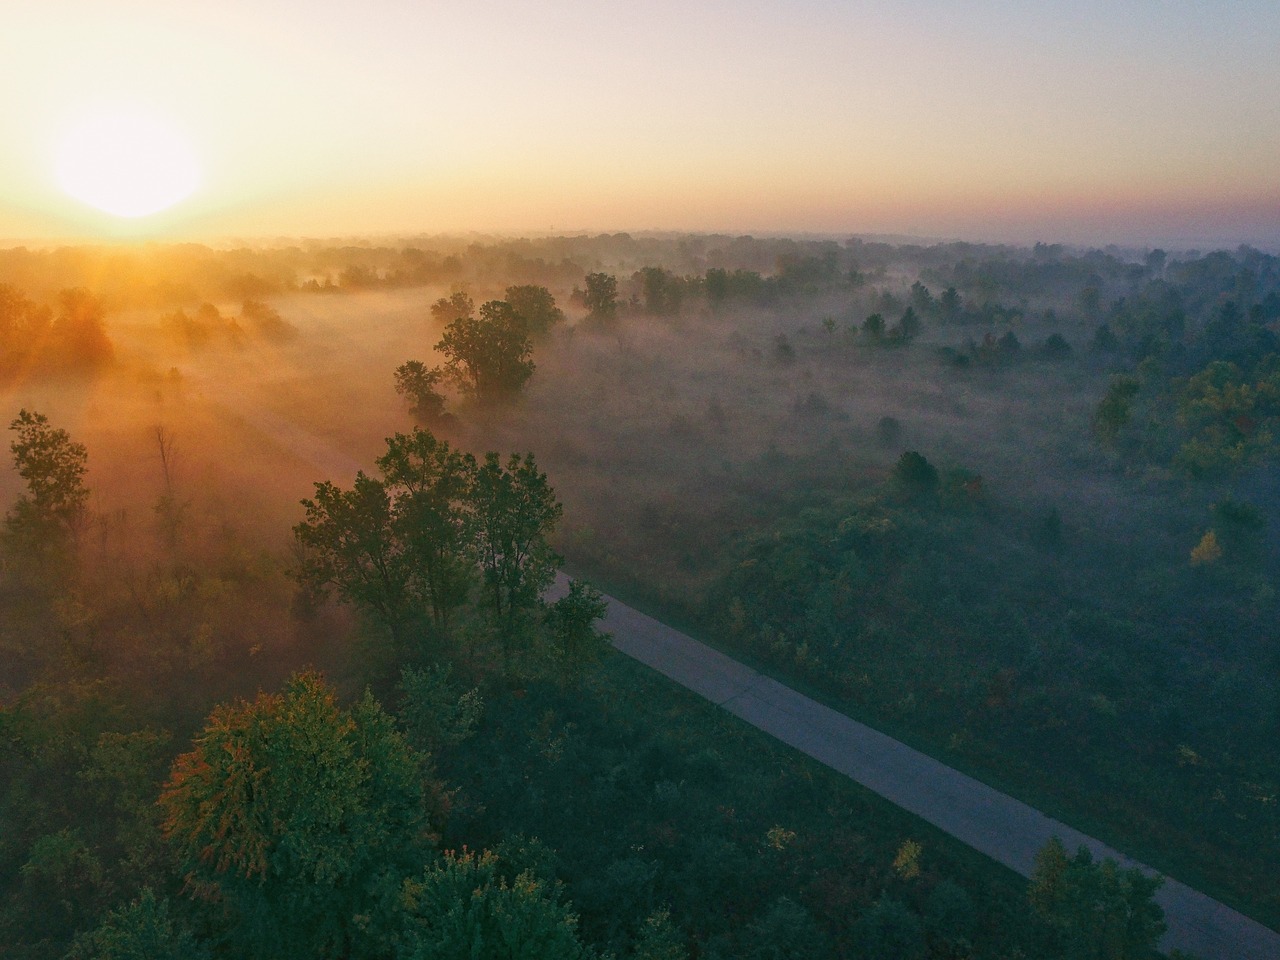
[{"x1": 2, "y1": 232, "x2": 1278, "y2": 960}]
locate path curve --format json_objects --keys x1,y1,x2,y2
[{"x1": 556, "y1": 573, "x2": 1280, "y2": 960}]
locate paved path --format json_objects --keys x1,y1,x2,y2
[
  {"x1": 203, "y1": 393, "x2": 1273, "y2": 960},
  {"x1": 559, "y1": 574, "x2": 1280, "y2": 960}
]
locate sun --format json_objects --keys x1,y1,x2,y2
[{"x1": 55, "y1": 107, "x2": 201, "y2": 218}]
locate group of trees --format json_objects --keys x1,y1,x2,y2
[
  {"x1": 396, "y1": 285, "x2": 566, "y2": 421},
  {"x1": 294, "y1": 426, "x2": 604, "y2": 674},
  {"x1": 0, "y1": 286, "x2": 113, "y2": 378}
]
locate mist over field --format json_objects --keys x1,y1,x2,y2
[{"x1": 2, "y1": 232, "x2": 1278, "y2": 959}]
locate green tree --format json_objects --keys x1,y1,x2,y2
[
  {"x1": 471, "y1": 451, "x2": 563, "y2": 651},
  {"x1": 294, "y1": 472, "x2": 417, "y2": 644},
  {"x1": 396, "y1": 849, "x2": 595, "y2": 960},
  {"x1": 861, "y1": 313, "x2": 885, "y2": 342},
  {"x1": 543, "y1": 579, "x2": 609, "y2": 678},
  {"x1": 1029, "y1": 838, "x2": 1165, "y2": 960},
  {"x1": 436, "y1": 300, "x2": 535, "y2": 403},
  {"x1": 397, "y1": 663, "x2": 483, "y2": 754},
  {"x1": 160, "y1": 672, "x2": 431, "y2": 960},
  {"x1": 377, "y1": 429, "x2": 478, "y2": 633},
  {"x1": 4, "y1": 408, "x2": 90, "y2": 563},
  {"x1": 892, "y1": 450, "x2": 939, "y2": 492},
  {"x1": 583, "y1": 273, "x2": 618, "y2": 326},
  {"x1": 1094, "y1": 377, "x2": 1141, "y2": 445},
  {"x1": 66, "y1": 888, "x2": 210, "y2": 960},
  {"x1": 505, "y1": 285, "x2": 565, "y2": 338}
]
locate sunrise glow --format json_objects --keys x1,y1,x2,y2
[{"x1": 54, "y1": 108, "x2": 200, "y2": 219}]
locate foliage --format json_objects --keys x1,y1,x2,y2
[
  {"x1": 543, "y1": 579, "x2": 610, "y2": 678},
  {"x1": 1028, "y1": 838, "x2": 1165, "y2": 960},
  {"x1": 505, "y1": 284, "x2": 565, "y2": 338},
  {"x1": 1093, "y1": 378, "x2": 1141, "y2": 445},
  {"x1": 471, "y1": 451, "x2": 564, "y2": 645},
  {"x1": 395, "y1": 848, "x2": 596, "y2": 959},
  {"x1": 431, "y1": 292, "x2": 475, "y2": 325},
  {"x1": 436, "y1": 300, "x2": 535, "y2": 403},
  {"x1": 4, "y1": 408, "x2": 90, "y2": 564},
  {"x1": 159, "y1": 672, "x2": 431, "y2": 960},
  {"x1": 395, "y1": 359, "x2": 449, "y2": 424},
  {"x1": 66, "y1": 888, "x2": 209, "y2": 960},
  {"x1": 295, "y1": 430, "x2": 576, "y2": 665},
  {"x1": 398, "y1": 663, "x2": 484, "y2": 754},
  {"x1": 892, "y1": 450, "x2": 940, "y2": 491},
  {"x1": 582, "y1": 273, "x2": 618, "y2": 326}
]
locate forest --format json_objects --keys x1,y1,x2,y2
[{"x1": 2, "y1": 231, "x2": 1277, "y2": 959}]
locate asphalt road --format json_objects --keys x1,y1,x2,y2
[{"x1": 562, "y1": 574, "x2": 1280, "y2": 960}]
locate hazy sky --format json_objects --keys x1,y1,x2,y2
[{"x1": 3, "y1": 0, "x2": 1278, "y2": 247}]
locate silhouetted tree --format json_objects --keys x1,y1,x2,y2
[
  {"x1": 395, "y1": 360, "x2": 449, "y2": 425},
  {"x1": 430, "y1": 291, "x2": 474, "y2": 325},
  {"x1": 583, "y1": 273, "x2": 618, "y2": 326},
  {"x1": 436, "y1": 300, "x2": 535, "y2": 403},
  {"x1": 505, "y1": 284, "x2": 565, "y2": 338},
  {"x1": 4, "y1": 409, "x2": 90, "y2": 563}
]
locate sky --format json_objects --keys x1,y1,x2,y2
[{"x1": 2, "y1": 0, "x2": 1278, "y2": 248}]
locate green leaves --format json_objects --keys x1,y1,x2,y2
[
  {"x1": 160, "y1": 672, "x2": 430, "y2": 960},
  {"x1": 294, "y1": 430, "x2": 572, "y2": 665},
  {"x1": 4, "y1": 408, "x2": 90, "y2": 562}
]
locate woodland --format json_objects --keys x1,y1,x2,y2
[{"x1": 1, "y1": 232, "x2": 1277, "y2": 959}]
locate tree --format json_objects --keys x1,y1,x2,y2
[
  {"x1": 893, "y1": 306, "x2": 920, "y2": 343},
  {"x1": 543, "y1": 579, "x2": 609, "y2": 678},
  {"x1": 66, "y1": 889, "x2": 209, "y2": 960},
  {"x1": 295, "y1": 471, "x2": 417, "y2": 644},
  {"x1": 376, "y1": 429, "x2": 478, "y2": 633},
  {"x1": 892, "y1": 450, "x2": 939, "y2": 492},
  {"x1": 471, "y1": 451, "x2": 563, "y2": 653},
  {"x1": 939, "y1": 286, "x2": 962, "y2": 321},
  {"x1": 395, "y1": 360, "x2": 449, "y2": 425},
  {"x1": 582, "y1": 273, "x2": 618, "y2": 326},
  {"x1": 1094, "y1": 378, "x2": 1140, "y2": 445},
  {"x1": 4, "y1": 409, "x2": 90, "y2": 563},
  {"x1": 160, "y1": 673, "x2": 431, "y2": 960},
  {"x1": 436, "y1": 300, "x2": 535, "y2": 403},
  {"x1": 52, "y1": 288, "x2": 114, "y2": 368},
  {"x1": 505, "y1": 285, "x2": 565, "y2": 338},
  {"x1": 395, "y1": 849, "x2": 595, "y2": 960},
  {"x1": 1029, "y1": 838, "x2": 1165, "y2": 960},
  {"x1": 431, "y1": 291, "x2": 474, "y2": 325},
  {"x1": 294, "y1": 429, "x2": 574, "y2": 661},
  {"x1": 862, "y1": 313, "x2": 885, "y2": 342}
]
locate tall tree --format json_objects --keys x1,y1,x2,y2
[
  {"x1": 294, "y1": 472, "x2": 416, "y2": 644},
  {"x1": 377, "y1": 429, "x2": 478, "y2": 633},
  {"x1": 471, "y1": 451, "x2": 563, "y2": 647}
]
